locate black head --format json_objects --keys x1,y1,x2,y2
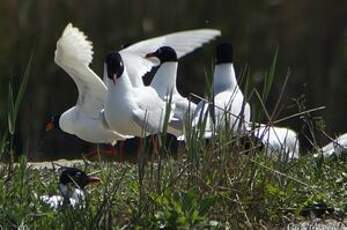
[
  {"x1": 59, "y1": 167, "x2": 100, "y2": 189},
  {"x1": 146, "y1": 46, "x2": 178, "y2": 63},
  {"x1": 105, "y1": 52, "x2": 124, "y2": 83},
  {"x1": 45, "y1": 115, "x2": 60, "y2": 131},
  {"x1": 215, "y1": 43, "x2": 233, "y2": 64}
]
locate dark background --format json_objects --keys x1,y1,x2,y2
[{"x1": 1, "y1": 0, "x2": 346, "y2": 159}]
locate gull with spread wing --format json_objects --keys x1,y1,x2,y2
[
  {"x1": 54, "y1": 23, "x2": 128, "y2": 145},
  {"x1": 54, "y1": 23, "x2": 221, "y2": 144}
]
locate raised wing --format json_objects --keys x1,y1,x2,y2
[
  {"x1": 55, "y1": 23, "x2": 107, "y2": 118},
  {"x1": 120, "y1": 29, "x2": 221, "y2": 85},
  {"x1": 120, "y1": 52, "x2": 155, "y2": 87}
]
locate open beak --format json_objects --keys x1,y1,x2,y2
[
  {"x1": 45, "y1": 121, "x2": 54, "y2": 132},
  {"x1": 86, "y1": 175, "x2": 101, "y2": 184},
  {"x1": 145, "y1": 52, "x2": 160, "y2": 66},
  {"x1": 145, "y1": 52, "x2": 156, "y2": 59}
]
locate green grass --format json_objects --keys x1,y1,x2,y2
[
  {"x1": 0, "y1": 130, "x2": 346, "y2": 229},
  {"x1": 0, "y1": 147, "x2": 346, "y2": 229}
]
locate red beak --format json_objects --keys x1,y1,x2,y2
[
  {"x1": 45, "y1": 121, "x2": 54, "y2": 132},
  {"x1": 145, "y1": 52, "x2": 156, "y2": 58},
  {"x1": 86, "y1": 175, "x2": 101, "y2": 184}
]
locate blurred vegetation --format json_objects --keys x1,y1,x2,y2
[{"x1": 0, "y1": 0, "x2": 346, "y2": 159}]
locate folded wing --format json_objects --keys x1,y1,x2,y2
[{"x1": 132, "y1": 87, "x2": 174, "y2": 134}]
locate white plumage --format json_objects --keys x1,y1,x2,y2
[
  {"x1": 191, "y1": 100, "x2": 214, "y2": 139},
  {"x1": 104, "y1": 53, "x2": 173, "y2": 137},
  {"x1": 56, "y1": 23, "x2": 221, "y2": 143},
  {"x1": 122, "y1": 29, "x2": 221, "y2": 59},
  {"x1": 149, "y1": 52, "x2": 199, "y2": 137},
  {"x1": 144, "y1": 30, "x2": 221, "y2": 137},
  {"x1": 103, "y1": 29, "x2": 221, "y2": 138},
  {"x1": 40, "y1": 167, "x2": 99, "y2": 210},
  {"x1": 251, "y1": 124, "x2": 300, "y2": 161},
  {"x1": 212, "y1": 63, "x2": 251, "y2": 133},
  {"x1": 317, "y1": 133, "x2": 347, "y2": 157},
  {"x1": 192, "y1": 43, "x2": 251, "y2": 135},
  {"x1": 40, "y1": 188, "x2": 85, "y2": 210},
  {"x1": 119, "y1": 28, "x2": 221, "y2": 88}
]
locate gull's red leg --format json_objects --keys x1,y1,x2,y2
[{"x1": 119, "y1": 141, "x2": 125, "y2": 162}]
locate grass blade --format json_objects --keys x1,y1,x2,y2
[
  {"x1": 262, "y1": 46, "x2": 278, "y2": 104},
  {"x1": 14, "y1": 53, "x2": 33, "y2": 121},
  {"x1": 8, "y1": 81, "x2": 15, "y2": 135}
]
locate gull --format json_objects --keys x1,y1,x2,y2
[
  {"x1": 54, "y1": 23, "x2": 129, "y2": 145},
  {"x1": 212, "y1": 43, "x2": 251, "y2": 133},
  {"x1": 249, "y1": 124, "x2": 300, "y2": 161},
  {"x1": 40, "y1": 167, "x2": 100, "y2": 209},
  {"x1": 145, "y1": 46, "x2": 197, "y2": 137},
  {"x1": 54, "y1": 23, "x2": 221, "y2": 144},
  {"x1": 192, "y1": 42, "x2": 251, "y2": 136},
  {"x1": 316, "y1": 133, "x2": 347, "y2": 157},
  {"x1": 104, "y1": 52, "x2": 172, "y2": 137}
]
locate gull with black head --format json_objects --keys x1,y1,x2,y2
[
  {"x1": 40, "y1": 167, "x2": 100, "y2": 209},
  {"x1": 212, "y1": 42, "x2": 251, "y2": 132},
  {"x1": 53, "y1": 24, "x2": 130, "y2": 146},
  {"x1": 193, "y1": 42, "x2": 251, "y2": 135},
  {"x1": 146, "y1": 46, "x2": 197, "y2": 137},
  {"x1": 52, "y1": 23, "x2": 221, "y2": 146},
  {"x1": 104, "y1": 52, "x2": 172, "y2": 137}
]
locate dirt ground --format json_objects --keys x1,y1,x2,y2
[
  {"x1": 27, "y1": 159, "x2": 86, "y2": 169},
  {"x1": 0, "y1": 159, "x2": 86, "y2": 171}
]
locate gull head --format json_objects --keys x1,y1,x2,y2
[
  {"x1": 145, "y1": 46, "x2": 178, "y2": 64},
  {"x1": 105, "y1": 51, "x2": 124, "y2": 85},
  {"x1": 58, "y1": 167, "x2": 100, "y2": 198},
  {"x1": 216, "y1": 42, "x2": 234, "y2": 64}
]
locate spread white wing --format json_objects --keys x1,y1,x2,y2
[
  {"x1": 55, "y1": 23, "x2": 107, "y2": 118},
  {"x1": 120, "y1": 29, "x2": 221, "y2": 85}
]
